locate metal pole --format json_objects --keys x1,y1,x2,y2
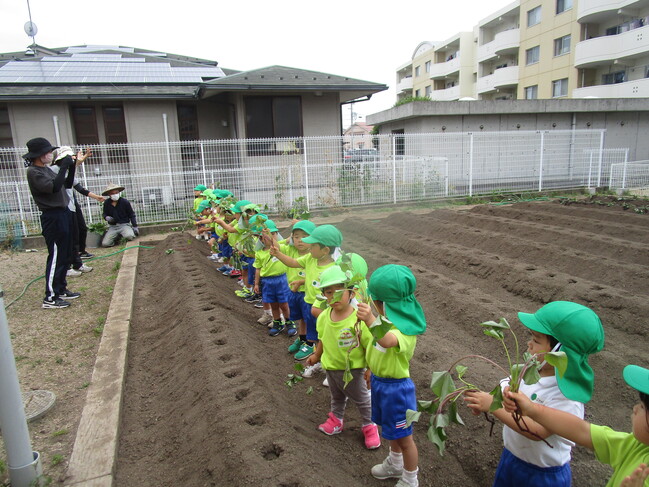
[
  {"x1": 0, "y1": 286, "x2": 42, "y2": 486},
  {"x1": 302, "y1": 139, "x2": 310, "y2": 210},
  {"x1": 469, "y1": 133, "x2": 474, "y2": 197},
  {"x1": 587, "y1": 152, "x2": 593, "y2": 188},
  {"x1": 288, "y1": 165, "x2": 294, "y2": 204},
  {"x1": 392, "y1": 137, "x2": 397, "y2": 204},
  {"x1": 52, "y1": 116, "x2": 61, "y2": 146},
  {"x1": 445, "y1": 157, "x2": 449, "y2": 197},
  {"x1": 14, "y1": 185, "x2": 27, "y2": 237},
  {"x1": 162, "y1": 114, "x2": 174, "y2": 192},
  {"x1": 622, "y1": 150, "x2": 629, "y2": 190},
  {"x1": 200, "y1": 141, "x2": 207, "y2": 187},
  {"x1": 596, "y1": 131, "x2": 605, "y2": 188},
  {"x1": 538, "y1": 131, "x2": 545, "y2": 192},
  {"x1": 81, "y1": 163, "x2": 93, "y2": 224}
]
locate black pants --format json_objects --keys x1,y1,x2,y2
[
  {"x1": 41, "y1": 208, "x2": 72, "y2": 300},
  {"x1": 74, "y1": 199, "x2": 88, "y2": 254},
  {"x1": 70, "y1": 210, "x2": 83, "y2": 270}
]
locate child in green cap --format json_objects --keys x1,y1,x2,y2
[
  {"x1": 506, "y1": 364, "x2": 649, "y2": 487},
  {"x1": 356, "y1": 264, "x2": 427, "y2": 487},
  {"x1": 270, "y1": 224, "x2": 342, "y2": 368},
  {"x1": 464, "y1": 301, "x2": 605, "y2": 487},
  {"x1": 305, "y1": 265, "x2": 380, "y2": 449}
]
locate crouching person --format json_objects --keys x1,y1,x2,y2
[{"x1": 101, "y1": 183, "x2": 139, "y2": 247}]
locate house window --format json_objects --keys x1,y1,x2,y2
[
  {"x1": 556, "y1": 0, "x2": 572, "y2": 14},
  {"x1": 552, "y1": 78, "x2": 569, "y2": 97},
  {"x1": 392, "y1": 129, "x2": 405, "y2": 156},
  {"x1": 71, "y1": 105, "x2": 128, "y2": 163},
  {"x1": 71, "y1": 106, "x2": 100, "y2": 146},
  {"x1": 245, "y1": 96, "x2": 303, "y2": 155},
  {"x1": 425, "y1": 85, "x2": 432, "y2": 97},
  {"x1": 415, "y1": 66, "x2": 421, "y2": 77},
  {"x1": 0, "y1": 104, "x2": 14, "y2": 169},
  {"x1": 102, "y1": 106, "x2": 128, "y2": 163},
  {"x1": 554, "y1": 35, "x2": 571, "y2": 56},
  {"x1": 415, "y1": 89, "x2": 421, "y2": 97},
  {"x1": 602, "y1": 71, "x2": 626, "y2": 84},
  {"x1": 425, "y1": 61, "x2": 431, "y2": 73},
  {"x1": 527, "y1": 6, "x2": 541, "y2": 27},
  {"x1": 177, "y1": 104, "x2": 200, "y2": 141},
  {"x1": 526, "y1": 46, "x2": 540, "y2": 65},
  {"x1": 524, "y1": 85, "x2": 538, "y2": 99}
]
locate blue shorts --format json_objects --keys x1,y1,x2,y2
[
  {"x1": 370, "y1": 375, "x2": 416, "y2": 441},
  {"x1": 493, "y1": 448, "x2": 571, "y2": 487},
  {"x1": 260, "y1": 274, "x2": 290, "y2": 304},
  {"x1": 240, "y1": 255, "x2": 255, "y2": 268},
  {"x1": 288, "y1": 291, "x2": 305, "y2": 321},
  {"x1": 302, "y1": 299, "x2": 318, "y2": 341},
  {"x1": 219, "y1": 241, "x2": 232, "y2": 258},
  {"x1": 210, "y1": 232, "x2": 218, "y2": 239}
]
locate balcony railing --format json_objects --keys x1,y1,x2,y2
[
  {"x1": 574, "y1": 76, "x2": 649, "y2": 97},
  {"x1": 477, "y1": 66, "x2": 520, "y2": 94},
  {"x1": 578, "y1": 0, "x2": 645, "y2": 23},
  {"x1": 396, "y1": 76, "x2": 413, "y2": 93},
  {"x1": 477, "y1": 29, "x2": 521, "y2": 63},
  {"x1": 429, "y1": 57, "x2": 461, "y2": 80},
  {"x1": 575, "y1": 24, "x2": 649, "y2": 68},
  {"x1": 429, "y1": 85, "x2": 461, "y2": 101}
]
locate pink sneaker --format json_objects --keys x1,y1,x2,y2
[
  {"x1": 362, "y1": 423, "x2": 381, "y2": 449},
  {"x1": 318, "y1": 412, "x2": 343, "y2": 435}
]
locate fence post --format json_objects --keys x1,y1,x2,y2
[
  {"x1": 596, "y1": 131, "x2": 605, "y2": 187},
  {"x1": 445, "y1": 157, "x2": 449, "y2": 197},
  {"x1": 392, "y1": 137, "x2": 397, "y2": 204},
  {"x1": 622, "y1": 150, "x2": 629, "y2": 190},
  {"x1": 538, "y1": 131, "x2": 545, "y2": 192},
  {"x1": 468, "y1": 133, "x2": 474, "y2": 197},
  {"x1": 288, "y1": 165, "x2": 294, "y2": 204},
  {"x1": 200, "y1": 141, "x2": 207, "y2": 187},
  {"x1": 81, "y1": 163, "x2": 93, "y2": 224},
  {"x1": 302, "y1": 139, "x2": 310, "y2": 210},
  {"x1": 14, "y1": 185, "x2": 27, "y2": 237},
  {"x1": 587, "y1": 152, "x2": 593, "y2": 189},
  {"x1": 162, "y1": 114, "x2": 174, "y2": 192}
]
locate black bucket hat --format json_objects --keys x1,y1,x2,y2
[{"x1": 23, "y1": 137, "x2": 59, "y2": 160}]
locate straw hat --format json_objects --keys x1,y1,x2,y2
[{"x1": 101, "y1": 183, "x2": 125, "y2": 196}]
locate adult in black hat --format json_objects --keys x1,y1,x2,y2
[{"x1": 24, "y1": 137, "x2": 81, "y2": 309}]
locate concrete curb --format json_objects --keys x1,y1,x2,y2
[{"x1": 64, "y1": 242, "x2": 144, "y2": 487}]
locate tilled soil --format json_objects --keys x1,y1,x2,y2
[{"x1": 115, "y1": 200, "x2": 649, "y2": 487}]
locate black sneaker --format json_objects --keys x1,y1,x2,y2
[
  {"x1": 43, "y1": 298, "x2": 71, "y2": 309},
  {"x1": 79, "y1": 252, "x2": 94, "y2": 259},
  {"x1": 244, "y1": 293, "x2": 261, "y2": 303},
  {"x1": 60, "y1": 290, "x2": 81, "y2": 300}
]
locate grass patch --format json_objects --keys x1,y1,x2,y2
[
  {"x1": 50, "y1": 454, "x2": 64, "y2": 467},
  {"x1": 51, "y1": 429, "x2": 69, "y2": 438}
]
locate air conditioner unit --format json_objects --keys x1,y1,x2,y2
[{"x1": 141, "y1": 186, "x2": 173, "y2": 206}]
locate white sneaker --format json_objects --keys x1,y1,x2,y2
[
  {"x1": 78, "y1": 264, "x2": 93, "y2": 273},
  {"x1": 257, "y1": 313, "x2": 273, "y2": 326},
  {"x1": 323, "y1": 377, "x2": 329, "y2": 387},
  {"x1": 302, "y1": 362, "x2": 322, "y2": 378},
  {"x1": 217, "y1": 257, "x2": 224, "y2": 263},
  {"x1": 195, "y1": 234, "x2": 201, "y2": 240},
  {"x1": 67, "y1": 269, "x2": 82, "y2": 277},
  {"x1": 371, "y1": 456, "x2": 403, "y2": 480}
]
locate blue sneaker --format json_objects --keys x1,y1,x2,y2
[
  {"x1": 269, "y1": 320, "x2": 285, "y2": 336},
  {"x1": 217, "y1": 265, "x2": 229, "y2": 272},
  {"x1": 286, "y1": 320, "x2": 297, "y2": 337}
]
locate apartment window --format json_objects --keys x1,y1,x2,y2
[
  {"x1": 245, "y1": 96, "x2": 303, "y2": 155},
  {"x1": 524, "y1": 85, "x2": 538, "y2": 99},
  {"x1": 425, "y1": 61, "x2": 431, "y2": 73},
  {"x1": 554, "y1": 35, "x2": 571, "y2": 56},
  {"x1": 602, "y1": 71, "x2": 626, "y2": 84},
  {"x1": 415, "y1": 89, "x2": 421, "y2": 97},
  {"x1": 415, "y1": 66, "x2": 421, "y2": 77},
  {"x1": 527, "y1": 6, "x2": 541, "y2": 26},
  {"x1": 526, "y1": 46, "x2": 540, "y2": 65},
  {"x1": 556, "y1": 0, "x2": 572, "y2": 14},
  {"x1": 425, "y1": 85, "x2": 432, "y2": 97},
  {"x1": 552, "y1": 78, "x2": 569, "y2": 97}
]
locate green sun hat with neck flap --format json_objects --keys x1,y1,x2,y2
[
  {"x1": 214, "y1": 189, "x2": 233, "y2": 198},
  {"x1": 368, "y1": 264, "x2": 426, "y2": 336},
  {"x1": 623, "y1": 365, "x2": 649, "y2": 395},
  {"x1": 194, "y1": 184, "x2": 207, "y2": 192},
  {"x1": 517, "y1": 301, "x2": 605, "y2": 403},
  {"x1": 301, "y1": 224, "x2": 342, "y2": 247},
  {"x1": 196, "y1": 200, "x2": 212, "y2": 213},
  {"x1": 249, "y1": 214, "x2": 269, "y2": 234},
  {"x1": 337, "y1": 252, "x2": 368, "y2": 278},
  {"x1": 316, "y1": 265, "x2": 350, "y2": 290},
  {"x1": 292, "y1": 220, "x2": 316, "y2": 235},
  {"x1": 231, "y1": 200, "x2": 252, "y2": 214}
]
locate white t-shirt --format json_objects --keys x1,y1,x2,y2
[
  {"x1": 49, "y1": 165, "x2": 76, "y2": 212},
  {"x1": 502, "y1": 375, "x2": 584, "y2": 468}
]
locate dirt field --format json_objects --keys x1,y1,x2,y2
[{"x1": 114, "y1": 197, "x2": 648, "y2": 487}]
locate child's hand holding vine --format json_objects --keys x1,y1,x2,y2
[
  {"x1": 464, "y1": 390, "x2": 494, "y2": 415},
  {"x1": 504, "y1": 389, "x2": 534, "y2": 416},
  {"x1": 356, "y1": 302, "x2": 375, "y2": 326}
]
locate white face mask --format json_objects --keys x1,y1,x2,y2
[{"x1": 110, "y1": 193, "x2": 120, "y2": 201}]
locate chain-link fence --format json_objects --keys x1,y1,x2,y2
[
  {"x1": 609, "y1": 160, "x2": 649, "y2": 193},
  {"x1": 0, "y1": 129, "x2": 615, "y2": 237}
]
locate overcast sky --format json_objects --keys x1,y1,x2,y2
[{"x1": 1, "y1": 0, "x2": 504, "y2": 126}]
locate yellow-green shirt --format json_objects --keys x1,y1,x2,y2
[
  {"x1": 316, "y1": 307, "x2": 371, "y2": 371},
  {"x1": 279, "y1": 240, "x2": 307, "y2": 292},
  {"x1": 193, "y1": 196, "x2": 205, "y2": 212},
  {"x1": 360, "y1": 326, "x2": 416, "y2": 379},
  {"x1": 253, "y1": 248, "x2": 287, "y2": 277},
  {"x1": 296, "y1": 254, "x2": 335, "y2": 304},
  {"x1": 227, "y1": 221, "x2": 241, "y2": 246}
]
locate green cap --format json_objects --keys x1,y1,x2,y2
[
  {"x1": 249, "y1": 214, "x2": 270, "y2": 234},
  {"x1": 337, "y1": 252, "x2": 368, "y2": 278},
  {"x1": 368, "y1": 264, "x2": 426, "y2": 336},
  {"x1": 316, "y1": 265, "x2": 350, "y2": 289},
  {"x1": 623, "y1": 365, "x2": 649, "y2": 395},
  {"x1": 265, "y1": 219, "x2": 278, "y2": 233},
  {"x1": 242, "y1": 203, "x2": 261, "y2": 213},
  {"x1": 194, "y1": 184, "x2": 207, "y2": 191},
  {"x1": 214, "y1": 189, "x2": 233, "y2": 198},
  {"x1": 292, "y1": 220, "x2": 316, "y2": 235},
  {"x1": 301, "y1": 224, "x2": 342, "y2": 247},
  {"x1": 196, "y1": 200, "x2": 212, "y2": 213},
  {"x1": 518, "y1": 301, "x2": 605, "y2": 403},
  {"x1": 231, "y1": 200, "x2": 252, "y2": 213}
]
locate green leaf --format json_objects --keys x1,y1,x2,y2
[
  {"x1": 433, "y1": 412, "x2": 450, "y2": 429},
  {"x1": 417, "y1": 400, "x2": 438, "y2": 414},
  {"x1": 521, "y1": 363, "x2": 542, "y2": 386},
  {"x1": 479, "y1": 318, "x2": 510, "y2": 329},
  {"x1": 482, "y1": 328, "x2": 504, "y2": 340},
  {"x1": 294, "y1": 363, "x2": 305, "y2": 373},
  {"x1": 306, "y1": 386, "x2": 314, "y2": 395},
  {"x1": 368, "y1": 315, "x2": 394, "y2": 341},
  {"x1": 544, "y1": 351, "x2": 568, "y2": 378},
  {"x1": 489, "y1": 383, "x2": 504, "y2": 412},
  {"x1": 455, "y1": 364, "x2": 468, "y2": 379},
  {"x1": 430, "y1": 371, "x2": 455, "y2": 400},
  {"x1": 406, "y1": 408, "x2": 421, "y2": 427},
  {"x1": 343, "y1": 368, "x2": 353, "y2": 389},
  {"x1": 448, "y1": 400, "x2": 465, "y2": 426},
  {"x1": 428, "y1": 426, "x2": 447, "y2": 456}
]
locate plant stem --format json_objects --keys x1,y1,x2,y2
[{"x1": 446, "y1": 355, "x2": 510, "y2": 378}]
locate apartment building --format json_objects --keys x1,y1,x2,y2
[{"x1": 396, "y1": 0, "x2": 649, "y2": 101}]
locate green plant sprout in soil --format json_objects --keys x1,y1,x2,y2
[{"x1": 406, "y1": 318, "x2": 567, "y2": 455}]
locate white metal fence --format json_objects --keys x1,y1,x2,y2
[
  {"x1": 0, "y1": 129, "x2": 617, "y2": 238},
  {"x1": 609, "y1": 160, "x2": 649, "y2": 192}
]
